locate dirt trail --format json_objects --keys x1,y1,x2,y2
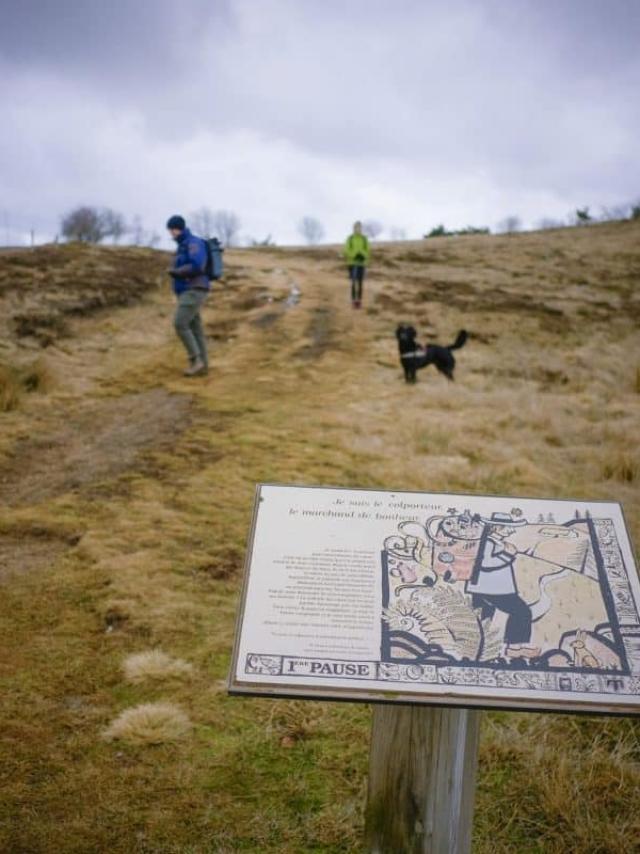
[
  {"x1": 0, "y1": 389, "x2": 192, "y2": 506},
  {"x1": 0, "y1": 249, "x2": 368, "y2": 509}
]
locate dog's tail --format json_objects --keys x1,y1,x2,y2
[{"x1": 448, "y1": 329, "x2": 468, "y2": 351}]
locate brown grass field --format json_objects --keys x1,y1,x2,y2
[{"x1": 1, "y1": 222, "x2": 639, "y2": 852}]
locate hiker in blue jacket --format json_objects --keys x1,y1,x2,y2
[{"x1": 166, "y1": 215, "x2": 209, "y2": 376}]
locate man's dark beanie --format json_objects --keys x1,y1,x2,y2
[{"x1": 166, "y1": 215, "x2": 186, "y2": 230}]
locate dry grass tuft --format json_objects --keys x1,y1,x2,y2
[
  {"x1": 0, "y1": 360, "x2": 51, "y2": 412},
  {"x1": 602, "y1": 452, "x2": 639, "y2": 483},
  {"x1": 103, "y1": 702, "x2": 192, "y2": 745},
  {"x1": 264, "y1": 699, "x2": 328, "y2": 744},
  {"x1": 193, "y1": 545, "x2": 244, "y2": 580},
  {"x1": 19, "y1": 359, "x2": 53, "y2": 393},
  {"x1": 0, "y1": 364, "x2": 21, "y2": 412},
  {"x1": 102, "y1": 599, "x2": 133, "y2": 631},
  {"x1": 123, "y1": 650, "x2": 194, "y2": 683}
]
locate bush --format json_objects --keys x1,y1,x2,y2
[
  {"x1": 425, "y1": 224, "x2": 448, "y2": 238},
  {"x1": 424, "y1": 224, "x2": 490, "y2": 238}
]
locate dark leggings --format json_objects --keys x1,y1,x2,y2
[
  {"x1": 349, "y1": 265, "x2": 365, "y2": 301},
  {"x1": 473, "y1": 593, "x2": 532, "y2": 645}
]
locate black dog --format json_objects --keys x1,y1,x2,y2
[{"x1": 395, "y1": 325, "x2": 467, "y2": 382}]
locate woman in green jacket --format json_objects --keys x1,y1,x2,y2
[{"x1": 344, "y1": 221, "x2": 370, "y2": 308}]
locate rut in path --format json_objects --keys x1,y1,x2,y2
[{"x1": 0, "y1": 249, "x2": 370, "y2": 510}]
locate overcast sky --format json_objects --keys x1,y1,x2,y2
[{"x1": 1, "y1": 0, "x2": 638, "y2": 247}]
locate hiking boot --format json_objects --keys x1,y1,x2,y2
[{"x1": 183, "y1": 358, "x2": 207, "y2": 376}]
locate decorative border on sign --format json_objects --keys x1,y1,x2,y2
[{"x1": 243, "y1": 654, "x2": 640, "y2": 696}]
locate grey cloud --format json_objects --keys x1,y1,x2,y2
[
  {"x1": 509, "y1": 0, "x2": 640, "y2": 70},
  {"x1": 0, "y1": 0, "x2": 232, "y2": 80},
  {"x1": 0, "y1": 0, "x2": 638, "y2": 244},
  {"x1": 3, "y1": 1, "x2": 638, "y2": 170},
  {"x1": 184, "y1": 0, "x2": 639, "y2": 200}
]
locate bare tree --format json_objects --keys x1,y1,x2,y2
[
  {"x1": 389, "y1": 227, "x2": 407, "y2": 241},
  {"x1": 598, "y1": 204, "x2": 630, "y2": 222},
  {"x1": 102, "y1": 209, "x2": 127, "y2": 243},
  {"x1": 130, "y1": 214, "x2": 145, "y2": 245},
  {"x1": 211, "y1": 210, "x2": 241, "y2": 246},
  {"x1": 190, "y1": 206, "x2": 215, "y2": 237},
  {"x1": 362, "y1": 219, "x2": 383, "y2": 240},
  {"x1": 61, "y1": 206, "x2": 109, "y2": 243},
  {"x1": 298, "y1": 216, "x2": 325, "y2": 245},
  {"x1": 497, "y1": 215, "x2": 521, "y2": 234},
  {"x1": 61, "y1": 206, "x2": 128, "y2": 243}
]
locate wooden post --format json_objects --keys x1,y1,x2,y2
[{"x1": 365, "y1": 704, "x2": 481, "y2": 854}]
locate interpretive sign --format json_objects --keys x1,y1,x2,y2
[{"x1": 228, "y1": 484, "x2": 640, "y2": 715}]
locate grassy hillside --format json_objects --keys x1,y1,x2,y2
[{"x1": 1, "y1": 222, "x2": 639, "y2": 852}]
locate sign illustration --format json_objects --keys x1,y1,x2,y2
[{"x1": 228, "y1": 485, "x2": 640, "y2": 714}]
